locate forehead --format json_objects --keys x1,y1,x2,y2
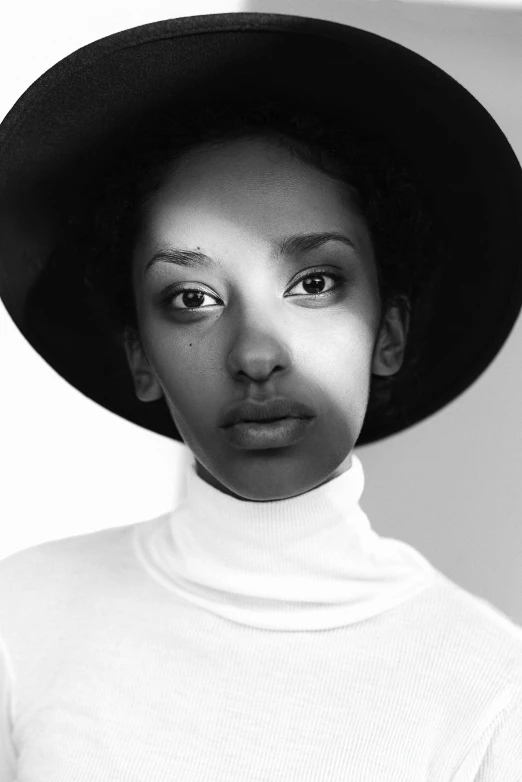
[{"x1": 138, "y1": 137, "x2": 374, "y2": 264}]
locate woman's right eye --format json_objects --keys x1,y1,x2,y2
[{"x1": 166, "y1": 288, "x2": 221, "y2": 311}]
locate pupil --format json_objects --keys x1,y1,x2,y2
[
  {"x1": 303, "y1": 275, "x2": 325, "y2": 294},
  {"x1": 182, "y1": 291, "x2": 204, "y2": 308}
]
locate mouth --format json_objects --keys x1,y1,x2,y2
[
  {"x1": 240, "y1": 416, "x2": 292, "y2": 424},
  {"x1": 221, "y1": 397, "x2": 317, "y2": 429},
  {"x1": 221, "y1": 416, "x2": 316, "y2": 450}
]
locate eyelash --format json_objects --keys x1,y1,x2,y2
[{"x1": 163, "y1": 269, "x2": 345, "y2": 311}]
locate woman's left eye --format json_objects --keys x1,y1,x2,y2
[{"x1": 286, "y1": 271, "x2": 343, "y2": 297}]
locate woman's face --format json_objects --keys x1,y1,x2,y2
[{"x1": 126, "y1": 136, "x2": 407, "y2": 500}]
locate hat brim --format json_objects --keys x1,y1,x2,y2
[{"x1": 1, "y1": 12, "x2": 521, "y2": 445}]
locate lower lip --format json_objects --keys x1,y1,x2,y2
[{"x1": 221, "y1": 417, "x2": 315, "y2": 450}]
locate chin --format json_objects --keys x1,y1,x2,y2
[{"x1": 210, "y1": 451, "x2": 337, "y2": 502}]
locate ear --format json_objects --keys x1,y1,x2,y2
[
  {"x1": 123, "y1": 327, "x2": 164, "y2": 403},
  {"x1": 371, "y1": 298, "x2": 410, "y2": 377}
]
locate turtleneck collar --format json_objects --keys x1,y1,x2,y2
[{"x1": 135, "y1": 451, "x2": 437, "y2": 631}]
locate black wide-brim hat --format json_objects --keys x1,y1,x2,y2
[{"x1": 1, "y1": 12, "x2": 521, "y2": 446}]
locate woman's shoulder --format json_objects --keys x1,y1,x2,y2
[
  {"x1": 415, "y1": 571, "x2": 522, "y2": 692},
  {"x1": 428, "y1": 571, "x2": 522, "y2": 643},
  {"x1": 0, "y1": 514, "x2": 169, "y2": 624},
  {"x1": 0, "y1": 522, "x2": 131, "y2": 582},
  {"x1": 0, "y1": 511, "x2": 169, "y2": 570}
]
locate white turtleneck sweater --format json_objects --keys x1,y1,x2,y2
[{"x1": 0, "y1": 452, "x2": 521, "y2": 781}]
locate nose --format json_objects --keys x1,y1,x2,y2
[{"x1": 225, "y1": 307, "x2": 291, "y2": 384}]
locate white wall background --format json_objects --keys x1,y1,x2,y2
[{"x1": 1, "y1": 0, "x2": 521, "y2": 624}]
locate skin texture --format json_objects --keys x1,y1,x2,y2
[{"x1": 124, "y1": 137, "x2": 409, "y2": 501}]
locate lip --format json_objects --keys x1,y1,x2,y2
[
  {"x1": 222, "y1": 416, "x2": 316, "y2": 450},
  {"x1": 220, "y1": 397, "x2": 317, "y2": 428}
]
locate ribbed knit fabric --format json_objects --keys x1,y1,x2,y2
[{"x1": 0, "y1": 451, "x2": 521, "y2": 781}]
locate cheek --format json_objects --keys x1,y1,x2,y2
[
  {"x1": 305, "y1": 309, "x2": 376, "y2": 375},
  {"x1": 145, "y1": 330, "x2": 221, "y2": 415},
  {"x1": 302, "y1": 311, "x2": 377, "y2": 423}
]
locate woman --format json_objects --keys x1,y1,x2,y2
[{"x1": 0, "y1": 12, "x2": 521, "y2": 780}]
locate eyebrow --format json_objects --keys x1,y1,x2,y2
[{"x1": 144, "y1": 232, "x2": 356, "y2": 275}]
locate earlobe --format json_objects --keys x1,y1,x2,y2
[
  {"x1": 372, "y1": 340, "x2": 406, "y2": 377},
  {"x1": 371, "y1": 302, "x2": 409, "y2": 378},
  {"x1": 123, "y1": 328, "x2": 164, "y2": 403},
  {"x1": 133, "y1": 369, "x2": 164, "y2": 403}
]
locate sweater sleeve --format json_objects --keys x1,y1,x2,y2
[
  {"x1": 452, "y1": 699, "x2": 522, "y2": 781},
  {"x1": 0, "y1": 634, "x2": 17, "y2": 782},
  {"x1": 472, "y1": 701, "x2": 522, "y2": 782}
]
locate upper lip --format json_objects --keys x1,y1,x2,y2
[{"x1": 221, "y1": 398, "x2": 317, "y2": 427}]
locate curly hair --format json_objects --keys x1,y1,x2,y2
[{"x1": 77, "y1": 100, "x2": 444, "y2": 426}]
